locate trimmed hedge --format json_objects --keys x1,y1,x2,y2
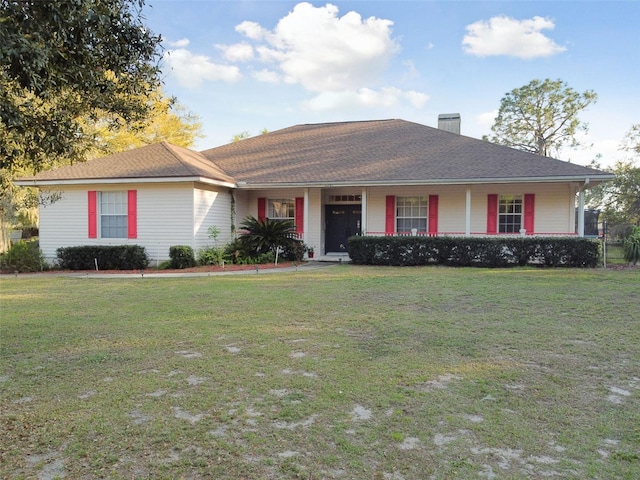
[
  {"x1": 56, "y1": 245, "x2": 149, "y2": 270},
  {"x1": 169, "y1": 245, "x2": 196, "y2": 269},
  {"x1": 348, "y1": 236, "x2": 599, "y2": 268}
]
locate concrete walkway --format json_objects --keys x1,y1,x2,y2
[{"x1": 2, "y1": 261, "x2": 339, "y2": 279}]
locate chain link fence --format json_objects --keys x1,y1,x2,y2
[{"x1": 601, "y1": 222, "x2": 635, "y2": 267}]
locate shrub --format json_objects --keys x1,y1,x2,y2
[
  {"x1": 169, "y1": 245, "x2": 196, "y2": 269},
  {"x1": 237, "y1": 216, "x2": 303, "y2": 259},
  {"x1": 281, "y1": 241, "x2": 306, "y2": 262},
  {"x1": 623, "y1": 227, "x2": 640, "y2": 265},
  {"x1": 224, "y1": 238, "x2": 250, "y2": 264},
  {"x1": 56, "y1": 245, "x2": 149, "y2": 270},
  {"x1": 1, "y1": 240, "x2": 47, "y2": 272},
  {"x1": 348, "y1": 236, "x2": 599, "y2": 268},
  {"x1": 197, "y1": 246, "x2": 228, "y2": 266}
]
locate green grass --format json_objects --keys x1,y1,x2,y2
[
  {"x1": 605, "y1": 243, "x2": 628, "y2": 265},
  {"x1": 1, "y1": 265, "x2": 639, "y2": 479}
]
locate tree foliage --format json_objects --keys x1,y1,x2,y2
[
  {"x1": 84, "y1": 88, "x2": 203, "y2": 158},
  {"x1": 620, "y1": 123, "x2": 640, "y2": 155},
  {"x1": 623, "y1": 227, "x2": 640, "y2": 265},
  {"x1": 0, "y1": 0, "x2": 163, "y2": 174},
  {"x1": 592, "y1": 160, "x2": 640, "y2": 227},
  {"x1": 231, "y1": 128, "x2": 269, "y2": 143},
  {"x1": 486, "y1": 78, "x2": 597, "y2": 157},
  {"x1": 0, "y1": 86, "x2": 202, "y2": 251},
  {"x1": 586, "y1": 124, "x2": 640, "y2": 226}
]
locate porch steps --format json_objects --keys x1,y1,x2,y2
[{"x1": 314, "y1": 253, "x2": 351, "y2": 263}]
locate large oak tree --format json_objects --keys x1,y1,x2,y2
[{"x1": 0, "y1": 0, "x2": 163, "y2": 174}]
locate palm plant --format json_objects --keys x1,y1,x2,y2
[
  {"x1": 623, "y1": 226, "x2": 640, "y2": 265},
  {"x1": 238, "y1": 216, "x2": 301, "y2": 258}
]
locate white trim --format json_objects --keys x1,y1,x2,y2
[
  {"x1": 361, "y1": 187, "x2": 368, "y2": 234},
  {"x1": 303, "y1": 188, "x2": 309, "y2": 244},
  {"x1": 230, "y1": 175, "x2": 614, "y2": 189},
  {"x1": 16, "y1": 175, "x2": 613, "y2": 190},
  {"x1": 14, "y1": 176, "x2": 236, "y2": 188},
  {"x1": 578, "y1": 189, "x2": 586, "y2": 237},
  {"x1": 465, "y1": 187, "x2": 471, "y2": 236}
]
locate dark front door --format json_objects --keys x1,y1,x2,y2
[{"x1": 325, "y1": 205, "x2": 361, "y2": 252}]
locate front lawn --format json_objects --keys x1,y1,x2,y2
[{"x1": 1, "y1": 266, "x2": 638, "y2": 479}]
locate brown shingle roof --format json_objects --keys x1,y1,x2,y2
[
  {"x1": 19, "y1": 142, "x2": 235, "y2": 184},
  {"x1": 201, "y1": 119, "x2": 613, "y2": 185},
  {"x1": 18, "y1": 119, "x2": 613, "y2": 188}
]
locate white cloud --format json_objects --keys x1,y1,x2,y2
[
  {"x1": 462, "y1": 16, "x2": 566, "y2": 59},
  {"x1": 184, "y1": 2, "x2": 429, "y2": 114},
  {"x1": 216, "y1": 42, "x2": 254, "y2": 62},
  {"x1": 302, "y1": 87, "x2": 429, "y2": 112},
  {"x1": 167, "y1": 38, "x2": 190, "y2": 48},
  {"x1": 163, "y1": 49, "x2": 242, "y2": 88},
  {"x1": 252, "y1": 69, "x2": 281, "y2": 84},
  {"x1": 232, "y1": 2, "x2": 400, "y2": 92},
  {"x1": 235, "y1": 20, "x2": 269, "y2": 41},
  {"x1": 477, "y1": 110, "x2": 498, "y2": 129},
  {"x1": 402, "y1": 60, "x2": 419, "y2": 80},
  {"x1": 564, "y1": 134, "x2": 620, "y2": 168},
  {"x1": 404, "y1": 90, "x2": 430, "y2": 108}
]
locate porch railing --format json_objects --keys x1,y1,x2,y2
[
  {"x1": 364, "y1": 231, "x2": 579, "y2": 238},
  {"x1": 235, "y1": 229, "x2": 303, "y2": 240}
]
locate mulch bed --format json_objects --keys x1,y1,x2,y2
[{"x1": 2, "y1": 261, "x2": 305, "y2": 275}]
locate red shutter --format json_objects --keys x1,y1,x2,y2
[
  {"x1": 257, "y1": 197, "x2": 266, "y2": 221},
  {"x1": 428, "y1": 195, "x2": 438, "y2": 236},
  {"x1": 524, "y1": 193, "x2": 535, "y2": 234},
  {"x1": 127, "y1": 190, "x2": 137, "y2": 239},
  {"x1": 295, "y1": 197, "x2": 304, "y2": 237},
  {"x1": 88, "y1": 191, "x2": 97, "y2": 238},
  {"x1": 385, "y1": 196, "x2": 395, "y2": 235},
  {"x1": 487, "y1": 194, "x2": 498, "y2": 234}
]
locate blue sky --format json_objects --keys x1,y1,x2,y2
[{"x1": 143, "y1": 0, "x2": 639, "y2": 167}]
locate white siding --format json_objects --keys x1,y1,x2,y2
[
  {"x1": 39, "y1": 187, "x2": 90, "y2": 263},
  {"x1": 233, "y1": 191, "x2": 251, "y2": 234},
  {"x1": 234, "y1": 188, "x2": 319, "y2": 251},
  {"x1": 360, "y1": 183, "x2": 576, "y2": 236},
  {"x1": 38, "y1": 181, "x2": 580, "y2": 267},
  {"x1": 38, "y1": 183, "x2": 197, "y2": 266},
  {"x1": 467, "y1": 183, "x2": 574, "y2": 235},
  {"x1": 193, "y1": 185, "x2": 233, "y2": 250},
  {"x1": 138, "y1": 183, "x2": 194, "y2": 264}
]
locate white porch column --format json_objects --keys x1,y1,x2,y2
[
  {"x1": 577, "y1": 188, "x2": 585, "y2": 237},
  {"x1": 465, "y1": 187, "x2": 472, "y2": 236},
  {"x1": 361, "y1": 187, "x2": 367, "y2": 234},
  {"x1": 304, "y1": 188, "x2": 310, "y2": 243}
]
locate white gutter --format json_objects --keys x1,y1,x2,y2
[
  {"x1": 16, "y1": 174, "x2": 613, "y2": 191},
  {"x1": 14, "y1": 176, "x2": 237, "y2": 189},
  {"x1": 231, "y1": 174, "x2": 615, "y2": 190}
]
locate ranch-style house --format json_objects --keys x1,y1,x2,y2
[{"x1": 16, "y1": 117, "x2": 614, "y2": 264}]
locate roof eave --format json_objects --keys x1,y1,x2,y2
[
  {"x1": 14, "y1": 176, "x2": 237, "y2": 189},
  {"x1": 235, "y1": 174, "x2": 615, "y2": 189}
]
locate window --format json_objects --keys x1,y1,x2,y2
[
  {"x1": 498, "y1": 195, "x2": 522, "y2": 233},
  {"x1": 100, "y1": 191, "x2": 128, "y2": 238},
  {"x1": 268, "y1": 199, "x2": 295, "y2": 220},
  {"x1": 396, "y1": 196, "x2": 427, "y2": 233}
]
